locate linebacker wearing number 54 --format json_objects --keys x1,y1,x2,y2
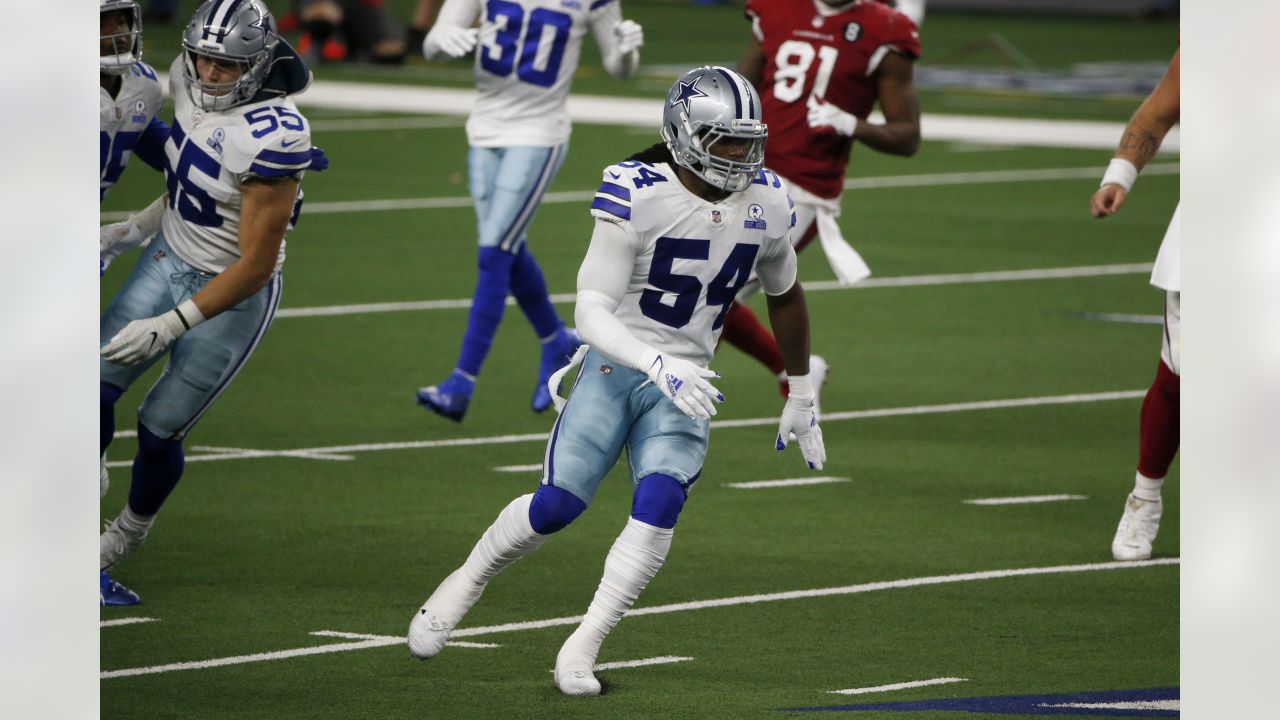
[{"x1": 98, "y1": 0, "x2": 327, "y2": 596}]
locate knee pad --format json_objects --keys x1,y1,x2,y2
[
  {"x1": 528, "y1": 484, "x2": 587, "y2": 535},
  {"x1": 631, "y1": 474, "x2": 687, "y2": 529}
]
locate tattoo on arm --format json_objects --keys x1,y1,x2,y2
[{"x1": 1119, "y1": 128, "x2": 1160, "y2": 167}]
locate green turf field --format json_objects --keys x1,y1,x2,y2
[{"x1": 101, "y1": 3, "x2": 1179, "y2": 718}]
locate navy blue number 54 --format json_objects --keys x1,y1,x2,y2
[{"x1": 641, "y1": 238, "x2": 760, "y2": 330}]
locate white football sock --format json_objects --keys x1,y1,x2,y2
[
  {"x1": 563, "y1": 517, "x2": 673, "y2": 662},
  {"x1": 1133, "y1": 472, "x2": 1164, "y2": 503},
  {"x1": 118, "y1": 504, "x2": 155, "y2": 535},
  {"x1": 460, "y1": 493, "x2": 547, "y2": 587}
]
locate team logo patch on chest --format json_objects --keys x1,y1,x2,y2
[
  {"x1": 206, "y1": 127, "x2": 226, "y2": 155},
  {"x1": 744, "y1": 203, "x2": 767, "y2": 230},
  {"x1": 131, "y1": 99, "x2": 148, "y2": 124}
]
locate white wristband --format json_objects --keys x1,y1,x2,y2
[
  {"x1": 174, "y1": 298, "x2": 206, "y2": 331},
  {"x1": 788, "y1": 374, "x2": 814, "y2": 398},
  {"x1": 1100, "y1": 158, "x2": 1138, "y2": 192}
]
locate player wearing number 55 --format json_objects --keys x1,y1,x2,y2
[
  {"x1": 98, "y1": 0, "x2": 327, "y2": 602},
  {"x1": 407, "y1": 67, "x2": 826, "y2": 697},
  {"x1": 414, "y1": 0, "x2": 644, "y2": 422}
]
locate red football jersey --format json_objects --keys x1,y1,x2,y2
[{"x1": 744, "y1": 0, "x2": 921, "y2": 199}]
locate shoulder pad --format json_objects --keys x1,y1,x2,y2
[
  {"x1": 225, "y1": 101, "x2": 312, "y2": 179},
  {"x1": 590, "y1": 164, "x2": 634, "y2": 224}
]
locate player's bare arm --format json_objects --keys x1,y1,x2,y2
[
  {"x1": 765, "y1": 281, "x2": 812, "y2": 378},
  {"x1": 1091, "y1": 48, "x2": 1179, "y2": 219},
  {"x1": 856, "y1": 50, "x2": 921, "y2": 156},
  {"x1": 189, "y1": 177, "x2": 297, "y2": 318},
  {"x1": 737, "y1": 32, "x2": 766, "y2": 88}
]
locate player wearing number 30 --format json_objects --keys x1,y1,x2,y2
[
  {"x1": 407, "y1": 67, "x2": 825, "y2": 697},
  {"x1": 415, "y1": 0, "x2": 645, "y2": 422},
  {"x1": 98, "y1": 0, "x2": 323, "y2": 594}
]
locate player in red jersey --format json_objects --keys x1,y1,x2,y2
[{"x1": 728, "y1": 0, "x2": 922, "y2": 405}]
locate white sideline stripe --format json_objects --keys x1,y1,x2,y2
[
  {"x1": 310, "y1": 116, "x2": 467, "y2": 132},
  {"x1": 830, "y1": 677, "x2": 969, "y2": 695},
  {"x1": 104, "y1": 390, "x2": 1146, "y2": 469},
  {"x1": 495, "y1": 464, "x2": 543, "y2": 473},
  {"x1": 292, "y1": 80, "x2": 1181, "y2": 151},
  {"x1": 101, "y1": 558, "x2": 1177, "y2": 679},
  {"x1": 963, "y1": 494, "x2": 1088, "y2": 506},
  {"x1": 1077, "y1": 312, "x2": 1164, "y2": 325},
  {"x1": 114, "y1": 430, "x2": 138, "y2": 438},
  {"x1": 101, "y1": 617, "x2": 159, "y2": 628},
  {"x1": 547, "y1": 656, "x2": 695, "y2": 673},
  {"x1": 310, "y1": 630, "x2": 500, "y2": 649},
  {"x1": 725, "y1": 477, "x2": 850, "y2": 490},
  {"x1": 191, "y1": 445, "x2": 356, "y2": 462},
  {"x1": 272, "y1": 263, "x2": 1155, "y2": 319},
  {"x1": 100, "y1": 163, "x2": 1178, "y2": 222}
]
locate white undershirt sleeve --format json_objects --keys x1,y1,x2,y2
[
  {"x1": 589, "y1": 2, "x2": 639, "y2": 80},
  {"x1": 574, "y1": 218, "x2": 656, "y2": 372},
  {"x1": 422, "y1": 0, "x2": 483, "y2": 60}
]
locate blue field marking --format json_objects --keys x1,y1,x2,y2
[{"x1": 785, "y1": 688, "x2": 1179, "y2": 716}]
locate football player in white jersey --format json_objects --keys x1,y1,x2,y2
[
  {"x1": 1091, "y1": 48, "x2": 1180, "y2": 562},
  {"x1": 414, "y1": 0, "x2": 645, "y2": 422},
  {"x1": 99, "y1": 0, "x2": 170, "y2": 607},
  {"x1": 406, "y1": 67, "x2": 827, "y2": 696},
  {"x1": 98, "y1": 0, "x2": 322, "y2": 601}
]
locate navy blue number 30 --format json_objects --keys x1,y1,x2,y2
[
  {"x1": 481, "y1": 0, "x2": 572, "y2": 88},
  {"x1": 641, "y1": 238, "x2": 760, "y2": 330}
]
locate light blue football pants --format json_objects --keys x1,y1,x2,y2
[
  {"x1": 100, "y1": 232, "x2": 282, "y2": 440},
  {"x1": 541, "y1": 349, "x2": 711, "y2": 505},
  {"x1": 468, "y1": 144, "x2": 567, "y2": 252}
]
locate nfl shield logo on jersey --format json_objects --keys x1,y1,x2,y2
[{"x1": 710, "y1": 209, "x2": 722, "y2": 224}]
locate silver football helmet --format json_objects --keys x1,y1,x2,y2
[
  {"x1": 181, "y1": 0, "x2": 280, "y2": 111},
  {"x1": 661, "y1": 66, "x2": 768, "y2": 193},
  {"x1": 100, "y1": 0, "x2": 143, "y2": 75}
]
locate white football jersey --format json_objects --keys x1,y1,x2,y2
[
  {"x1": 465, "y1": 0, "x2": 618, "y2": 147},
  {"x1": 1151, "y1": 203, "x2": 1179, "y2": 292},
  {"x1": 99, "y1": 61, "x2": 163, "y2": 199},
  {"x1": 589, "y1": 157, "x2": 797, "y2": 366},
  {"x1": 160, "y1": 57, "x2": 311, "y2": 275}
]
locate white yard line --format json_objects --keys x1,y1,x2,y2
[
  {"x1": 1040, "y1": 700, "x2": 1180, "y2": 711},
  {"x1": 311, "y1": 631, "x2": 499, "y2": 649},
  {"x1": 272, "y1": 263, "x2": 1155, "y2": 320},
  {"x1": 546, "y1": 656, "x2": 694, "y2": 673},
  {"x1": 309, "y1": 116, "x2": 467, "y2": 132},
  {"x1": 101, "y1": 617, "x2": 159, "y2": 628},
  {"x1": 494, "y1": 464, "x2": 543, "y2": 473},
  {"x1": 725, "y1": 477, "x2": 850, "y2": 490},
  {"x1": 101, "y1": 558, "x2": 1177, "y2": 679},
  {"x1": 104, "y1": 390, "x2": 1145, "y2": 469},
  {"x1": 291, "y1": 80, "x2": 1181, "y2": 152},
  {"x1": 191, "y1": 445, "x2": 356, "y2": 462},
  {"x1": 963, "y1": 495, "x2": 1089, "y2": 506},
  {"x1": 1076, "y1": 312, "x2": 1164, "y2": 325},
  {"x1": 101, "y1": 162, "x2": 1178, "y2": 222},
  {"x1": 830, "y1": 677, "x2": 969, "y2": 695}
]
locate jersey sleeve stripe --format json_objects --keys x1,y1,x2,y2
[
  {"x1": 589, "y1": 0, "x2": 616, "y2": 9},
  {"x1": 596, "y1": 181, "x2": 632, "y2": 202},
  {"x1": 249, "y1": 162, "x2": 304, "y2": 178},
  {"x1": 591, "y1": 197, "x2": 632, "y2": 221},
  {"x1": 255, "y1": 148, "x2": 312, "y2": 166}
]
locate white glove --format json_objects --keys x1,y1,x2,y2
[
  {"x1": 776, "y1": 375, "x2": 826, "y2": 470},
  {"x1": 806, "y1": 95, "x2": 858, "y2": 137},
  {"x1": 100, "y1": 299, "x2": 204, "y2": 366},
  {"x1": 613, "y1": 20, "x2": 644, "y2": 55},
  {"x1": 100, "y1": 220, "x2": 147, "y2": 274},
  {"x1": 641, "y1": 349, "x2": 724, "y2": 421},
  {"x1": 426, "y1": 25, "x2": 479, "y2": 59}
]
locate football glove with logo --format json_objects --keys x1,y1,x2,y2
[
  {"x1": 776, "y1": 375, "x2": 826, "y2": 469},
  {"x1": 101, "y1": 299, "x2": 205, "y2": 366},
  {"x1": 100, "y1": 194, "x2": 166, "y2": 274},
  {"x1": 640, "y1": 349, "x2": 724, "y2": 421}
]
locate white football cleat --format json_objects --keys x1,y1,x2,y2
[
  {"x1": 809, "y1": 355, "x2": 829, "y2": 420},
  {"x1": 407, "y1": 569, "x2": 484, "y2": 660},
  {"x1": 554, "y1": 651, "x2": 602, "y2": 697},
  {"x1": 100, "y1": 515, "x2": 149, "y2": 570},
  {"x1": 100, "y1": 453, "x2": 110, "y2": 498},
  {"x1": 1111, "y1": 494, "x2": 1162, "y2": 561}
]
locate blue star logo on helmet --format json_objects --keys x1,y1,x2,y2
[{"x1": 669, "y1": 77, "x2": 709, "y2": 115}]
